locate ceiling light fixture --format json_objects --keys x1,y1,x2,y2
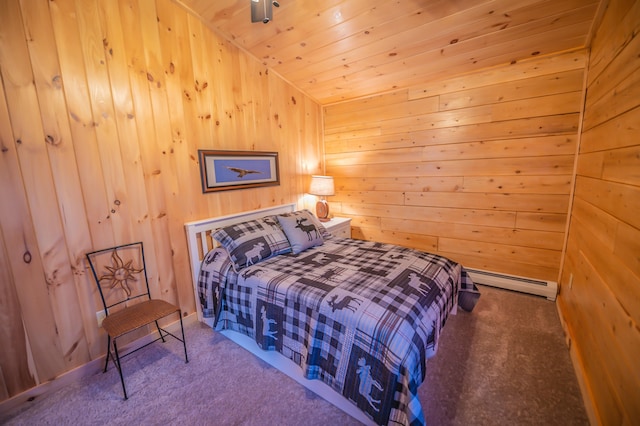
[{"x1": 251, "y1": 0, "x2": 280, "y2": 24}]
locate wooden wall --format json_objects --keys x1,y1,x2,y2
[
  {"x1": 558, "y1": 0, "x2": 640, "y2": 423},
  {"x1": 0, "y1": 0, "x2": 322, "y2": 401},
  {"x1": 2, "y1": 0, "x2": 637, "y2": 421},
  {"x1": 324, "y1": 50, "x2": 586, "y2": 282}
]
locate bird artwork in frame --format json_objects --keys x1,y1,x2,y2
[{"x1": 198, "y1": 150, "x2": 280, "y2": 193}]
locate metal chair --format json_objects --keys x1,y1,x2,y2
[{"x1": 86, "y1": 242, "x2": 188, "y2": 399}]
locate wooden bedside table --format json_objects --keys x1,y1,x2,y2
[{"x1": 322, "y1": 216, "x2": 352, "y2": 238}]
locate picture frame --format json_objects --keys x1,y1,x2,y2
[{"x1": 198, "y1": 150, "x2": 280, "y2": 193}]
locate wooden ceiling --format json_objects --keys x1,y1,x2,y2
[{"x1": 179, "y1": 0, "x2": 602, "y2": 105}]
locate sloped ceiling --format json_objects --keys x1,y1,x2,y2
[{"x1": 179, "y1": 0, "x2": 602, "y2": 105}]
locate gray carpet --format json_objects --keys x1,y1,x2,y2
[{"x1": 1, "y1": 285, "x2": 588, "y2": 425}]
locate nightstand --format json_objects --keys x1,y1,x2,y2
[{"x1": 322, "y1": 216, "x2": 352, "y2": 238}]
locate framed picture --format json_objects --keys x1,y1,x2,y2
[{"x1": 198, "y1": 150, "x2": 280, "y2": 193}]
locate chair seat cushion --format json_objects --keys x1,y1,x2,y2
[{"x1": 102, "y1": 299, "x2": 179, "y2": 338}]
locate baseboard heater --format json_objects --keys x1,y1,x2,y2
[{"x1": 466, "y1": 268, "x2": 557, "y2": 301}]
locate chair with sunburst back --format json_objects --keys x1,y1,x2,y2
[{"x1": 85, "y1": 242, "x2": 188, "y2": 399}]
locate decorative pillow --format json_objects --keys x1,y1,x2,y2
[
  {"x1": 212, "y1": 215, "x2": 291, "y2": 271},
  {"x1": 277, "y1": 210, "x2": 326, "y2": 254}
]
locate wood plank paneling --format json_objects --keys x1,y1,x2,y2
[
  {"x1": 325, "y1": 51, "x2": 585, "y2": 282},
  {"x1": 156, "y1": 0, "x2": 202, "y2": 318},
  {"x1": 558, "y1": 0, "x2": 640, "y2": 423},
  {"x1": 0, "y1": 0, "x2": 73, "y2": 382},
  {"x1": 0, "y1": 0, "x2": 322, "y2": 402},
  {"x1": 21, "y1": 0, "x2": 95, "y2": 366},
  {"x1": 380, "y1": 217, "x2": 564, "y2": 251},
  {"x1": 49, "y1": 0, "x2": 115, "y2": 251},
  {"x1": 3, "y1": 2, "x2": 637, "y2": 425},
  {"x1": 183, "y1": 0, "x2": 600, "y2": 104},
  {"x1": 0, "y1": 82, "x2": 37, "y2": 398}
]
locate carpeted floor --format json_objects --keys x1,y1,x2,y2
[{"x1": 1, "y1": 285, "x2": 589, "y2": 425}]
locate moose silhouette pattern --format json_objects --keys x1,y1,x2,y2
[
  {"x1": 356, "y1": 357, "x2": 384, "y2": 412},
  {"x1": 295, "y1": 217, "x2": 320, "y2": 240},
  {"x1": 344, "y1": 347, "x2": 394, "y2": 423},
  {"x1": 255, "y1": 302, "x2": 284, "y2": 351},
  {"x1": 260, "y1": 306, "x2": 278, "y2": 340},
  {"x1": 407, "y1": 272, "x2": 432, "y2": 296},
  {"x1": 327, "y1": 294, "x2": 362, "y2": 313},
  {"x1": 244, "y1": 242, "x2": 265, "y2": 266}
]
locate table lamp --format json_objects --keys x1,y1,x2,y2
[{"x1": 309, "y1": 175, "x2": 335, "y2": 222}]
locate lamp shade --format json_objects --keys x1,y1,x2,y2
[{"x1": 309, "y1": 175, "x2": 335, "y2": 196}]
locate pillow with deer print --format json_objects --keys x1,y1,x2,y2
[
  {"x1": 277, "y1": 210, "x2": 328, "y2": 254},
  {"x1": 212, "y1": 215, "x2": 292, "y2": 272}
]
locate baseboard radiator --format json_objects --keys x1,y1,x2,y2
[{"x1": 466, "y1": 268, "x2": 557, "y2": 301}]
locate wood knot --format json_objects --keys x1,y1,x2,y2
[
  {"x1": 45, "y1": 135, "x2": 59, "y2": 145},
  {"x1": 52, "y1": 75, "x2": 62, "y2": 89}
]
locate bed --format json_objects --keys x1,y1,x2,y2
[{"x1": 185, "y1": 204, "x2": 480, "y2": 425}]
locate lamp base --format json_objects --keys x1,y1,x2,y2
[{"x1": 316, "y1": 200, "x2": 330, "y2": 222}]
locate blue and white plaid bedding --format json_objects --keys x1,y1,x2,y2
[{"x1": 199, "y1": 237, "x2": 480, "y2": 426}]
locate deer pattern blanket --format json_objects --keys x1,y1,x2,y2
[{"x1": 198, "y1": 237, "x2": 480, "y2": 426}]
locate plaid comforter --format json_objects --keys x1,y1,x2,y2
[{"x1": 199, "y1": 237, "x2": 479, "y2": 426}]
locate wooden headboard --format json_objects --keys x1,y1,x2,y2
[{"x1": 184, "y1": 203, "x2": 297, "y2": 323}]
